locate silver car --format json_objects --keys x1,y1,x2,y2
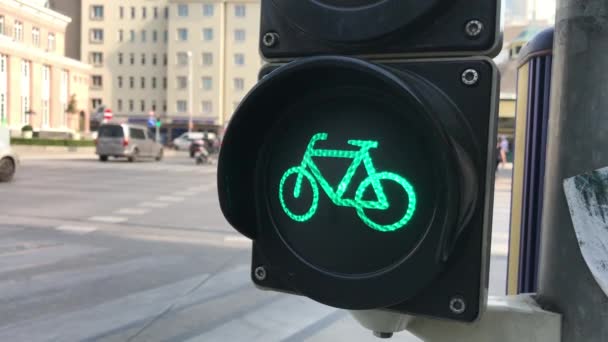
[
  {"x1": 96, "y1": 123, "x2": 163, "y2": 162},
  {"x1": 0, "y1": 141, "x2": 18, "y2": 182}
]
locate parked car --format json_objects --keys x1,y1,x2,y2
[
  {"x1": 0, "y1": 141, "x2": 18, "y2": 182},
  {"x1": 172, "y1": 132, "x2": 204, "y2": 151},
  {"x1": 96, "y1": 123, "x2": 163, "y2": 162}
]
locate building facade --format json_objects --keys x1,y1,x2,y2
[
  {"x1": 0, "y1": 0, "x2": 91, "y2": 135},
  {"x1": 70, "y1": 0, "x2": 260, "y2": 133}
]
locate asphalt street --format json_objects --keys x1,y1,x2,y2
[{"x1": 0, "y1": 154, "x2": 512, "y2": 342}]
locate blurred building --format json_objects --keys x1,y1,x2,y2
[
  {"x1": 504, "y1": 0, "x2": 556, "y2": 25},
  {"x1": 0, "y1": 0, "x2": 91, "y2": 136},
  {"x1": 51, "y1": 0, "x2": 261, "y2": 135}
]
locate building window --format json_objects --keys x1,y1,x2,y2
[
  {"x1": 154, "y1": 7, "x2": 159, "y2": 19},
  {"x1": 234, "y1": 78, "x2": 244, "y2": 91},
  {"x1": 163, "y1": 101, "x2": 167, "y2": 112},
  {"x1": 202, "y1": 76, "x2": 212, "y2": 90},
  {"x1": 203, "y1": 4, "x2": 214, "y2": 16},
  {"x1": 91, "y1": 5, "x2": 104, "y2": 19},
  {"x1": 140, "y1": 100, "x2": 145, "y2": 112},
  {"x1": 92, "y1": 99, "x2": 102, "y2": 111},
  {"x1": 152, "y1": 54, "x2": 158, "y2": 65},
  {"x1": 141, "y1": 30, "x2": 146, "y2": 42},
  {"x1": 177, "y1": 76, "x2": 188, "y2": 89},
  {"x1": 0, "y1": 16, "x2": 4, "y2": 35},
  {"x1": 129, "y1": 99, "x2": 134, "y2": 112},
  {"x1": 48, "y1": 33, "x2": 56, "y2": 51},
  {"x1": 92, "y1": 75, "x2": 103, "y2": 88},
  {"x1": 163, "y1": 30, "x2": 168, "y2": 42},
  {"x1": 152, "y1": 77, "x2": 157, "y2": 88},
  {"x1": 130, "y1": 30, "x2": 135, "y2": 42},
  {"x1": 177, "y1": 100, "x2": 187, "y2": 113},
  {"x1": 163, "y1": 53, "x2": 167, "y2": 65},
  {"x1": 234, "y1": 29, "x2": 245, "y2": 42},
  {"x1": 14, "y1": 21, "x2": 23, "y2": 41},
  {"x1": 131, "y1": 6, "x2": 136, "y2": 19},
  {"x1": 202, "y1": 101, "x2": 212, "y2": 114},
  {"x1": 119, "y1": 6, "x2": 124, "y2": 19},
  {"x1": 178, "y1": 4, "x2": 189, "y2": 17},
  {"x1": 235, "y1": 5, "x2": 246, "y2": 17},
  {"x1": 32, "y1": 27, "x2": 40, "y2": 47},
  {"x1": 130, "y1": 53, "x2": 135, "y2": 65},
  {"x1": 117, "y1": 99, "x2": 123, "y2": 111},
  {"x1": 129, "y1": 76, "x2": 134, "y2": 88},
  {"x1": 141, "y1": 77, "x2": 145, "y2": 89},
  {"x1": 164, "y1": 7, "x2": 169, "y2": 19},
  {"x1": 118, "y1": 29, "x2": 124, "y2": 42},
  {"x1": 118, "y1": 76, "x2": 123, "y2": 88},
  {"x1": 202, "y1": 53, "x2": 213, "y2": 66},
  {"x1": 163, "y1": 77, "x2": 167, "y2": 89},
  {"x1": 118, "y1": 53, "x2": 123, "y2": 64},
  {"x1": 234, "y1": 53, "x2": 245, "y2": 66},
  {"x1": 90, "y1": 52, "x2": 103, "y2": 66},
  {"x1": 203, "y1": 28, "x2": 213, "y2": 41},
  {"x1": 152, "y1": 30, "x2": 158, "y2": 42},
  {"x1": 177, "y1": 28, "x2": 188, "y2": 41},
  {"x1": 0, "y1": 55, "x2": 6, "y2": 124},
  {"x1": 141, "y1": 53, "x2": 146, "y2": 65},
  {"x1": 142, "y1": 7, "x2": 147, "y2": 19},
  {"x1": 177, "y1": 52, "x2": 189, "y2": 66},
  {"x1": 151, "y1": 100, "x2": 157, "y2": 111},
  {"x1": 90, "y1": 29, "x2": 103, "y2": 43}
]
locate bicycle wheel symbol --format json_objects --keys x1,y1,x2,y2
[
  {"x1": 279, "y1": 167, "x2": 320, "y2": 222},
  {"x1": 355, "y1": 172, "x2": 417, "y2": 232}
]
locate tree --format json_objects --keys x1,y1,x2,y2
[{"x1": 66, "y1": 94, "x2": 77, "y2": 115}]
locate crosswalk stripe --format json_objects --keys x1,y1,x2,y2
[
  {"x1": 156, "y1": 196, "x2": 185, "y2": 202},
  {"x1": 138, "y1": 202, "x2": 170, "y2": 208},
  {"x1": 115, "y1": 208, "x2": 150, "y2": 215},
  {"x1": 88, "y1": 216, "x2": 128, "y2": 224},
  {"x1": 55, "y1": 225, "x2": 98, "y2": 234}
]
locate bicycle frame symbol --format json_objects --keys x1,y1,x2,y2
[{"x1": 279, "y1": 133, "x2": 417, "y2": 232}]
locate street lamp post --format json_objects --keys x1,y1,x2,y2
[{"x1": 187, "y1": 51, "x2": 193, "y2": 133}]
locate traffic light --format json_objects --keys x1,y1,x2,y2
[
  {"x1": 155, "y1": 117, "x2": 162, "y2": 128},
  {"x1": 218, "y1": 1, "x2": 499, "y2": 323},
  {"x1": 260, "y1": 1, "x2": 501, "y2": 59}
]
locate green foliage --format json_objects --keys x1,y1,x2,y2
[
  {"x1": 21, "y1": 125, "x2": 33, "y2": 132},
  {"x1": 66, "y1": 94, "x2": 78, "y2": 114},
  {"x1": 10, "y1": 138, "x2": 95, "y2": 147}
]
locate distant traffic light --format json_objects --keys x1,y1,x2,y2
[
  {"x1": 218, "y1": 0, "x2": 499, "y2": 323},
  {"x1": 155, "y1": 118, "x2": 162, "y2": 128}
]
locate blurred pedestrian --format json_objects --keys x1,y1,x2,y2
[{"x1": 499, "y1": 136, "x2": 509, "y2": 169}]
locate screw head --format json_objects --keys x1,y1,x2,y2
[
  {"x1": 254, "y1": 266, "x2": 267, "y2": 281},
  {"x1": 465, "y1": 20, "x2": 484, "y2": 38},
  {"x1": 449, "y1": 297, "x2": 467, "y2": 315},
  {"x1": 262, "y1": 32, "x2": 279, "y2": 48},
  {"x1": 461, "y1": 69, "x2": 479, "y2": 86}
]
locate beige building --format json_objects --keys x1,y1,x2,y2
[
  {"x1": 57, "y1": 0, "x2": 261, "y2": 133},
  {"x1": 0, "y1": 0, "x2": 91, "y2": 135}
]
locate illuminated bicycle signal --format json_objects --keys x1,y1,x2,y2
[{"x1": 279, "y1": 133, "x2": 417, "y2": 232}]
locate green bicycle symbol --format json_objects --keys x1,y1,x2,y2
[{"x1": 279, "y1": 133, "x2": 417, "y2": 232}]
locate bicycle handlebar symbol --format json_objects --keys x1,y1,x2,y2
[{"x1": 279, "y1": 133, "x2": 417, "y2": 232}]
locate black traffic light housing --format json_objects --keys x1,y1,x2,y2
[
  {"x1": 218, "y1": 56, "x2": 498, "y2": 321},
  {"x1": 260, "y1": 0, "x2": 501, "y2": 60}
]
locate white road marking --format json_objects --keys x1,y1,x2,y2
[
  {"x1": 156, "y1": 196, "x2": 185, "y2": 202},
  {"x1": 55, "y1": 225, "x2": 98, "y2": 234},
  {"x1": 87, "y1": 216, "x2": 128, "y2": 224},
  {"x1": 114, "y1": 208, "x2": 150, "y2": 215},
  {"x1": 223, "y1": 236, "x2": 250, "y2": 245},
  {"x1": 173, "y1": 191, "x2": 200, "y2": 197},
  {"x1": 138, "y1": 202, "x2": 170, "y2": 208}
]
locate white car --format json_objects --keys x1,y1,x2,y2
[
  {"x1": 0, "y1": 141, "x2": 18, "y2": 182},
  {"x1": 172, "y1": 132, "x2": 204, "y2": 151}
]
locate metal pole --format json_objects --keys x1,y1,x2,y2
[
  {"x1": 537, "y1": 1, "x2": 608, "y2": 341},
  {"x1": 187, "y1": 51, "x2": 193, "y2": 133}
]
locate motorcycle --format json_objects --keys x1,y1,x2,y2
[{"x1": 195, "y1": 144, "x2": 211, "y2": 165}]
